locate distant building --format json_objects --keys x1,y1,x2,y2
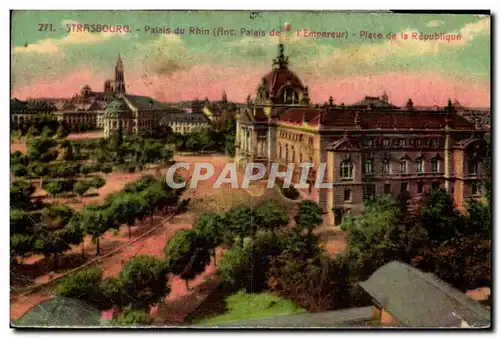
[
  {"x1": 159, "y1": 108, "x2": 211, "y2": 134},
  {"x1": 235, "y1": 44, "x2": 489, "y2": 224},
  {"x1": 10, "y1": 98, "x2": 57, "y2": 126},
  {"x1": 103, "y1": 94, "x2": 171, "y2": 137},
  {"x1": 359, "y1": 261, "x2": 491, "y2": 328}
]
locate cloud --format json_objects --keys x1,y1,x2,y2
[
  {"x1": 426, "y1": 20, "x2": 445, "y2": 28},
  {"x1": 306, "y1": 17, "x2": 490, "y2": 76},
  {"x1": 12, "y1": 20, "x2": 128, "y2": 54}
]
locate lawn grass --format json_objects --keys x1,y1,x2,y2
[{"x1": 195, "y1": 290, "x2": 305, "y2": 325}]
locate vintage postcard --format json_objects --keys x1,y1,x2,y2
[{"x1": 10, "y1": 10, "x2": 491, "y2": 328}]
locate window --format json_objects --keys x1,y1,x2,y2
[
  {"x1": 382, "y1": 160, "x2": 391, "y2": 174},
  {"x1": 431, "y1": 139, "x2": 438, "y2": 147},
  {"x1": 472, "y1": 181, "x2": 479, "y2": 195},
  {"x1": 383, "y1": 139, "x2": 390, "y2": 147},
  {"x1": 416, "y1": 159, "x2": 424, "y2": 174},
  {"x1": 468, "y1": 158, "x2": 478, "y2": 175},
  {"x1": 400, "y1": 139, "x2": 406, "y2": 147},
  {"x1": 365, "y1": 184, "x2": 375, "y2": 199},
  {"x1": 384, "y1": 184, "x2": 391, "y2": 195},
  {"x1": 400, "y1": 160, "x2": 407, "y2": 175},
  {"x1": 344, "y1": 189, "x2": 352, "y2": 202},
  {"x1": 364, "y1": 138, "x2": 373, "y2": 148},
  {"x1": 431, "y1": 158, "x2": 439, "y2": 173},
  {"x1": 417, "y1": 182, "x2": 424, "y2": 194},
  {"x1": 364, "y1": 159, "x2": 373, "y2": 174},
  {"x1": 340, "y1": 160, "x2": 353, "y2": 179},
  {"x1": 432, "y1": 182, "x2": 440, "y2": 190},
  {"x1": 401, "y1": 182, "x2": 408, "y2": 192}
]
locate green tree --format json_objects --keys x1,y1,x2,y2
[
  {"x1": 10, "y1": 233, "x2": 34, "y2": 262},
  {"x1": 164, "y1": 229, "x2": 211, "y2": 290},
  {"x1": 56, "y1": 267, "x2": 106, "y2": 309},
  {"x1": 225, "y1": 205, "x2": 255, "y2": 246},
  {"x1": 115, "y1": 255, "x2": 170, "y2": 310},
  {"x1": 255, "y1": 199, "x2": 289, "y2": 233},
  {"x1": 294, "y1": 200, "x2": 323, "y2": 235},
  {"x1": 28, "y1": 162, "x2": 49, "y2": 187},
  {"x1": 193, "y1": 212, "x2": 224, "y2": 264},
  {"x1": 43, "y1": 181, "x2": 64, "y2": 199},
  {"x1": 110, "y1": 306, "x2": 151, "y2": 326},
  {"x1": 11, "y1": 181, "x2": 35, "y2": 210},
  {"x1": 82, "y1": 204, "x2": 118, "y2": 255},
  {"x1": 11, "y1": 164, "x2": 27, "y2": 177}
]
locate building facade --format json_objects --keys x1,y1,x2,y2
[
  {"x1": 235, "y1": 44, "x2": 489, "y2": 225},
  {"x1": 159, "y1": 109, "x2": 211, "y2": 134}
]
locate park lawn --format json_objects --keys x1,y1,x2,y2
[{"x1": 197, "y1": 290, "x2": 305, "y2": 325}]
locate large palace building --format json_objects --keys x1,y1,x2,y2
[{"x1": 235, "y1": 44, "x2": 489, "y2": 225}]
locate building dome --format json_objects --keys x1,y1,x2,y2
[{"x1": 261, "y1": 68, "x2": 304, "y2": 98}]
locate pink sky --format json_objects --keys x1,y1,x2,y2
[{"x1": 11, "y1": 66, "x2": 490, "y2": 108}]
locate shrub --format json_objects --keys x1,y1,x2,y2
[{"x1": 278, "y1": 181, "x2": 299, "y2": 200}]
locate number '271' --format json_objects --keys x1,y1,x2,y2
[{"x1": 38, "y1": 24, "x2": 54, "y2": 31}]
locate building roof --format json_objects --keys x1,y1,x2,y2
[
  {"x1": 359, "y1": 261, "x2": 491, "y2": 328},
  {"x1": 279, "y1": 107, "x2": 475, "y2": 130},
  {"x1": 262, "y1": 68, "x2": 304, "y2": 99},
  {"x1": 350, "y1": 96, "x2": 399, "y2": 109},
  {"x1": 122, "y1": 94, "x2": 169, "y2": 111},
  {"x1": 14, "y1": 297, "x2": 102, "y2": 328},
  {"x1": 194, "y1": 306, "x2": 375, "y2": 328}
]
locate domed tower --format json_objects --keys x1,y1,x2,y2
[
  {"x1": 255, "y1": 44, "x2": 306, "y2": 106},
  {"x1": 115, "y1": 53, "x2": 125, "y2": 94}
]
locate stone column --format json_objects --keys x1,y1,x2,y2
[{"x1": 444, "y1": 132, "x2": 451, "y2": 191}]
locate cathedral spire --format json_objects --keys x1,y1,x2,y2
[
  {"x1": 272, "y1": 43, "x2": 289, "y2": 70},
  {"x1": 115, "y1": 53, "x2": 125, "y2": 94}
]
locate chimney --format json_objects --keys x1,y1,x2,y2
[
  {"x1": 406, "y1": 98, "x2": 414, "y2": 110},
  {"x1": 329, "y1": 96, "x2": 334, "y2": 106}
]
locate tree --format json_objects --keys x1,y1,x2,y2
[
  {"x1": 82, "y1": 204, "x2": 118, "y2": 255},
  {"x1": 56, "y1": 267, "x2": 107, "y2": 309},
  {"x1": 255, "y1": 199, "x2": 289, "y2": 233},
  {"x1": 28, "y1": 162, "x2": 49, "y2": 188},
  {"x1": 11, "y1": 164, "x2": 27, "y2": 177},
  {"x1": 115, "y1": 255, "x2": 170, "y2": 310},
  {"x1": 10, "y1": 233, "x2": 34, "y2": 262},
  {"x1": 225, "y1": 205, "x2": 255, "y2": 246},
  {"x1": 43, "y1": 181, "x2": 64, "y2": 199},
  {"x1": 114, "y1": 194, "x2": 145, "y2": 239},
  {"x1": 340, "y1": 195, "x2": 405, "y2": 280},
  {"x1": 193, "y1": 212, "x2": 224, "y2": 264},
  {"x1": 419, "y1": 189, "x2": 465, "y2": 244},
  {"x1": 294, "y1": 200, "x2": 323, "y2": 235},
  {"x1": 163, "y1": 229, "x2": 211, "y2": 290},
  {"x1": 42, "y1": 204, "x2": 75, "y2": 229},
  {"x1": 11, "y1": 180, "x2": 35, "y2": 210},
  {"x1": 110, "y1": 306, "x2": 151, "y2": 326}
]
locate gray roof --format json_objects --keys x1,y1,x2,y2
[
  {"x1": 193, "y1": 306, "x2": 374, "y2": 328},
  {"x1": 122, "y1": 94, "x2": 169, "y2": 110},
  {"x1": 13, "y1": 297, "x2": 102, "y2": 328},
  {"x1": 359, "y1": 261, "x2": 491, "y2": 328}
]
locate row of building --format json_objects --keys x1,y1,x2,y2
[
  {"x1": 234, "y1": 44, "x2": 490, "y2": 224},
  {"x1": 10, "y1": 55, "x2": 238, "y2": 136}
]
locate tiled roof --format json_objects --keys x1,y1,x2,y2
[
  {"x1": 280, "y1": 108, "x2": 322, "y2": 125},
  {"x1": 284, "y1": 108, "x2": 475, "y2": 130},
  {"x1": 263, "y1": 68, "x2": 304, "y2": 97},
  {"x1": 359, "y1": 261, "x2": 491, "y2": 328}
]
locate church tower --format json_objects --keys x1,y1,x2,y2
[{"x1": 115, "y1": 54, "x2": 125, "y2": 94}]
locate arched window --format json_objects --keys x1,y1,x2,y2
[
  {"x1": 340, "y1": 160, "x2": 353, "y2": 179},
  {"x1": 278, "y1": 144, "x2": 282, "y2": 160},
  {"x1": 285, "y1": 145, "x2": 289, "y2": 162},
  {"x1": 291, "y1": 147, "x2": 295, "y2": 163}
]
